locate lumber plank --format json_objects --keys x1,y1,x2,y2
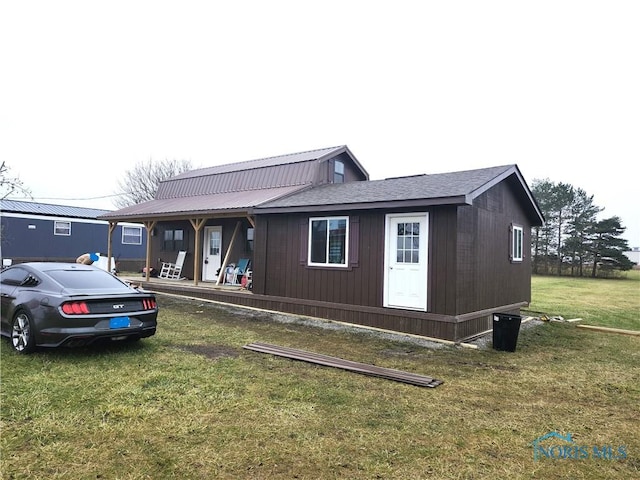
[
  {"x1": 576, "y1": 325, "x2": 640, "y2": 336},
  {"x1": 243, "y1": 342, "x2": 444, "y2": 388}
]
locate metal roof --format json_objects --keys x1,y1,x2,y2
[
  {"x1": 102, "y1": 145, "x2": 368, "y2": 221},
  {"x1": 170, "y1": 146, "x2": 355, "y2": 179},
  {"x1": 98, "y1": 185, "x2": 308, "y2": 221},
  {"x1": 155, "y1": 145, "x2": 367, "y2": 200},
  {"x1": 157, "y1": 159, "x2": 318, "y2": 199},
  {"x1": 0, "y1": 199, "x2": 111, "y2": 219}
]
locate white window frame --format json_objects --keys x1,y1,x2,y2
[
  {"x1": 54, "y1": 220, "x2": 71, "y2": 236},
  {"x1": 122, "y1": 225, "x2": 143, "y2": 245},
  {"x1": 308, "y1": 216, "x2": 349, "y2": 267},
  {"x1": 512, "y1": 224, "x2": 524, "y2": 262}
]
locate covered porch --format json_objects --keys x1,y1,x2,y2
[{"x1": 104, "y1": 210, "x2": 256, "y2": 287}]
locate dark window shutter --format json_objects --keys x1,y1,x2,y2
[
  {"x1": 508, "y1": 224, "x2": 514, "y2": 261},
  {"x1": 299, "y1": 219, "x2": 308, "y2": 265},
  {"x1": 349, "y1": 216, "x2": 360, "y2": 267}
]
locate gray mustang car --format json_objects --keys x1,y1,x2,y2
[{"x1": 1, "y1": 262, "x2": 158, "y2": 354}]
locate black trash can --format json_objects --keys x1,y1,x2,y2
[{"x1": 492, "y1": 313, "x2": 522, "y2": 352}]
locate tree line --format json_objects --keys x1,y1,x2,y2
[{"x1": 531, "y1": 179, "x2": 634, "y2": 277}]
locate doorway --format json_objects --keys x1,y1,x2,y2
[
  {"x1": 202, "y1": 226, "x2": 222, "y2": 282},
  {"x1": 383, "y1": 213, "x2": 429, "y2": 310}
]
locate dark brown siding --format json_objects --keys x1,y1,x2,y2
[
  {"x1": 238, "y1": 187, "x2": 533, "y2": 341},
  {"x1": 456, "y1": 179, "x2": 532, "y2": 314},
  {"x1": 143, "y1": 281, "x2": 527, "y2": 342},
  {"x1": 257, "y1": 211, "x2": 385, "y2": 307},
  {"x1": 335, "y1": 152, "x2": 368, "y2": 183},
  {"x1": 428, "y1": 206, "x2": 458, "y2": 316},
  {"x1": 258, "y1": 207, "x2": 465, "y2": 317},
  {"x1": 153, "y1": 220, "x2": 193, "y2": 278}
]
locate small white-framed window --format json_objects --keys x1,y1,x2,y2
[
  {"x1": 511, "y1": 225, "x2": 524, "y2": 262},
  {"x1": 308, "y1": 216, "x2": 348, "y2": 267},
  {"x1": 333, "y1": 160, "x2": 345, "y2": 183},
  {"x1": 54, "y1": 221, "x2": 71, "y2": 236},
  {"x1": 122, "y1": 226, "x2": 143, "y2": 245}
]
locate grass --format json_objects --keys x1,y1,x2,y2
[
  {"x1": 1, "y1": 274, "x2": 639, "y2": 479},
  {"x1": 527, "y1": 270, "x2": 640, "y2": 330}
]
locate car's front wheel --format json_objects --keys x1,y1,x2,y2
[{"x1": 12, "y1": 311, "x2": 36, "y2": 354}]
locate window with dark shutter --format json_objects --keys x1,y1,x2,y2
[{"x1": 510, "y1": 224, "x2": 524, "y2": 262}]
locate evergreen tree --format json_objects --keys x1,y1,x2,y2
[
  {"x1": 531, "y1": 179, "x2": 556, "y2": 274},
  {"x1": 550, "y1": 182, "x2": 575, "y2": 275},
  {"x1": 531, "y1": 179, "x2": 632, "y2": 277},
  {"x1": 564, "y1": 188, "x2": 601, "y2": 276},
  {"x1": 589, "y1": 217, "x2": 635, "y2": 277}
]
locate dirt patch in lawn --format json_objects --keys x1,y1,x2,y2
[{"x1": 178, "y1": 344, "x2": 240, "y2": 360}]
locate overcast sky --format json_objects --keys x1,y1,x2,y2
[{"x1": 2, "y1": 1, "x2": 638, "y2": 246}]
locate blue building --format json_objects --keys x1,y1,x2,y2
[{"x1": 1, "y1": 199, "x2": 146, "y2": 271}]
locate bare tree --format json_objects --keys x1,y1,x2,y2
[
  {"x1": 0, "y1": 161, "x2": 32, "y2": 199},
  {"x1": 113, "y1": 158, "x2": 193, "y2": 208}
]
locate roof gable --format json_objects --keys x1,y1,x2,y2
[
  {"x1": 155, "y1": 145, "x2": 368, "y2": 199},
  {"x1": 172, "y1": 146, "x2": 356, "y2": 178},
  {"x1": 101, "y1": 146, "x2": 368, "y2": 220}
]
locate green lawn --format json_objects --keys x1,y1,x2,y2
[
  {"x1": 1, "y1": 274, "x2": 638, "y2": 479},
  {"x1": 527, "y1": 270, "x2": 640, "y2": 330}
]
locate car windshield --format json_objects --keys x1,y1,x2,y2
[{"x1": 46, "y1": 269, "x2": 130, "y2": 290}]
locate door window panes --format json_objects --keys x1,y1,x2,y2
[{"x1": 396, "y1": 222, "x2": 419, "y2": 263}]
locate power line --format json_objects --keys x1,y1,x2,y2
[
  {"x1": 6, "y1": 193, "x2": 127, "y2": 202},
  {"x1": 31, "y1": 194, "x2": 122, "y2": 201}
]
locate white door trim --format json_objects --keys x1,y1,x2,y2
[
  {"x1": 202, "y1": 226, "x2": 222, "y2": 282},
  {"x1": 383, "y1": 212, "x2": 429, "y2": 311}
]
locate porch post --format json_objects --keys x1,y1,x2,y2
[
  {"x1": 189, "y1": 218, "x2": 207, "y2": 286},
  {"x1": 107, "y1": 222, "x2": 117, "y2": 273},
  {"x1": 143, "y1": 221, "x2": 157, "y2": 281}
]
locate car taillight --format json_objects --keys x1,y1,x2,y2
[
  {"x1": 142, "y1": 298, "x2": 157, "y2": 310},
  {"x1": 61, "y1": 301, "x2": 90, "y2": 315}
]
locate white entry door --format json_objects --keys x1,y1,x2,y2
[
  {"x1": 384, "y1": 213, "x2": 428, "y2": 311},
  {"x1": 202, "y1": 226, "x2": 222, "y2": 282}
]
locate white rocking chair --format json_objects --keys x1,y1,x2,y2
[{"x1": 159, "y1": 250, "x2": 187, "y2": 279}]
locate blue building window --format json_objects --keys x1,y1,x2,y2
[
  {"x1": 54, "y1": 221, "x2": 71, "y2": 236},
  {"x1": 122, "y1": 226, "x2": 143, "y2": 245}
]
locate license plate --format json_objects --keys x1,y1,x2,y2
[{"x1": 109, "y1": 317, "x2": 130, "y2": 329}]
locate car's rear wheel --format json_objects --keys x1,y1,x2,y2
[{"x1": 12, "y1": 311, "x2": 36, "y2": 354}]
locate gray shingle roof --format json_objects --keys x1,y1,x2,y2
[
  {"x1": 257, "y1": 165, "x2": 519, "y2": 210},
  {"x1": 0, "y1": 199, "x2": 111, "y2": 219}
]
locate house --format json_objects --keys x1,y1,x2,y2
[
  {"x1": 100, "y1": 146, "x2": 544, "y2": 342},
  {"x1": 0, "y1": 199, "x2": 147, "y2": 271},
  {"x1": 624, "y1": 247, "x2": 640, "y2": 266}
]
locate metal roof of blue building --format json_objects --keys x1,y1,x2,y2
[{"x1": 0, "y1": 199, "x2": 112, "y2": 219}]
